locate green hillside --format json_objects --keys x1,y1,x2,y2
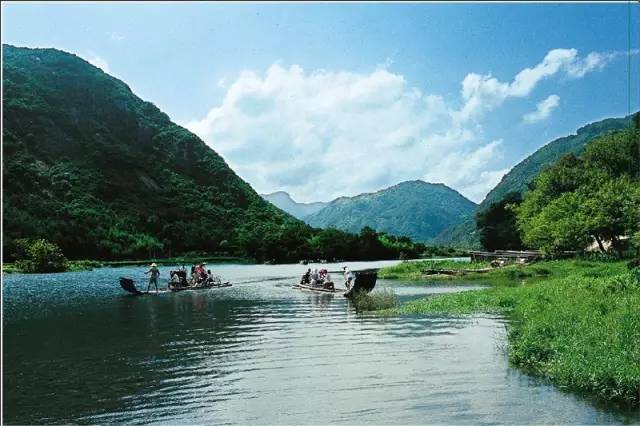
[
  {"x1": 432, "y1": 114, "x2": 635, "y2": 248},
  {"x1": 480, "y1": 115, "x2": 634, "y2": 210},
  {"x1": 304, "y1": 180, "x2": 477, "y2": 242},
  {"x1": 2, "y1": 45, "x2": 307, "y2": 261}
]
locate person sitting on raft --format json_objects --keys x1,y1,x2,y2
[
  {"x1": 310, "y1": 268, "x2": 322, "y2": 288},
  {"x1": 169, "y1": 270, "x2": 181, "y2": 288},
  {"x1": 300, "y1": 268, "x2": 311, "y2": 285}
]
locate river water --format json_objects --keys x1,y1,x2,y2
[{"x1": 3, "y1": 260, "x2": 638, "y2": 424}]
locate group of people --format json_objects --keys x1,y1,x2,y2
[
  {"x1": 299, "y1": 265, "x2": 354, "y2": 290},
  {"x1": 144, "y1": 262, "x2": 217, "y2": 292}
]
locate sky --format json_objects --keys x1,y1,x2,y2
[{"x1": 3, "y1": 2, "x2": 640, "y2": 203}]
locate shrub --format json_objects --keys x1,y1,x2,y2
[
  {"x1": 13, "y1": 239, "x2": 69, "y2": 273},
  {"x1": 351, "y1": 288, "x2": 398, "y2": 312}
]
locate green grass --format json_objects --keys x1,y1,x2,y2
[
  {"x1": 381, "y1": 260, "x2": 640, "y2": 405},
  {"x1": 378, "y1": 259, "x2": 491, "y2": 280},
  {"x1": 351, "y1": 288, "x2": 398, "y2": 312}
]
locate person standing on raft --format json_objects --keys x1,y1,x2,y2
[
  {"x1": 343, "y1": 266, "x2": 353, "y2": 290},
  {"x1": 145, "y1": 263, "x2": 161, "y2": 293}
]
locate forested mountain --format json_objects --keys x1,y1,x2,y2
[
  {"x1": 3, "y1": 45, "x2": 434, "y2": 263},
  {"x1": 432, "y1": 114, "x2": 635, "y2": 248},
  {"x1": 480, "y1": 115, "x2": 633, "y2": 210},
  {"x1": 261, "y1": 191, "x2": 327, "y2": 219},
  {"x1": 304, "y1": 180, "x2": 477, "y2": 242},
  {"x1": 2, "y1": 45, "x2": 308, "y2": 261}
]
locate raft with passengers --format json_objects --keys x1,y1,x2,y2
[
  {"x1": 119, "y1": 262, "x2": 231, "y2": 295},
  {"x1": 293, "y1": 266, "x2": 377, "y2": 297}
]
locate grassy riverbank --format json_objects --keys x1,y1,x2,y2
[{"x1": 380, "y1": 260, "x2": 640, "y2": 405}]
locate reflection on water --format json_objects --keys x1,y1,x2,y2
[{"x1": 3, "y1": 261, "x2": 638, "y2": 424}]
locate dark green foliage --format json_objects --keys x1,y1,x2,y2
[
  {"x1": 476, "y1": 192, "x2": 524, "y2": 251},
  {"x1": 12, "y1": 239, "x2": 69, "y2": 272},
  {"x1": 305, "y1": 180, "x2": 477, "y2": 242}
]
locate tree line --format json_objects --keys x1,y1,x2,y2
[{"x1": 477, "y1": 114, "x2": 640, "y2": 257}]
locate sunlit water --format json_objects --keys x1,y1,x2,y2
[{"x1": 3, "y1": 260, "x2": 639, "y2": 424}]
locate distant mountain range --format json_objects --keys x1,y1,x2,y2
[
  {"x1": 304, "y1": 180, "x2": 477, "y2": 242},
  {"x1": 269, "y1": 114, "x2": 635, "y2": 248},
  {"x1": 432, "y1": 114, "x2": 635, "y2": 248},
  {"x1": 261, "y1": 191, "x2": 327, "y2": 219}
]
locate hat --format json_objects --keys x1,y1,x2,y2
[
  {"x1": 342, "y1": 266, "x2": 347, "y2": 269},
  {"x1": 151, "y1": 263, "x2": 157, "y2": 267}
]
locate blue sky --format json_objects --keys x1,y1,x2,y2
[{"x1": 3, "y1": 2, "x2": 639, "y2": 202}]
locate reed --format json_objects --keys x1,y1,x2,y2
[{"x1": 351, "y1": 288, "x2": 398, "y2": 312}]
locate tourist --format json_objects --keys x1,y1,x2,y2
[
  {"x1": 300, "y1": 268, "x2": 311, "y2": 285},
  {"x1": 169, "y1": 270, "x2": 181, "y2": 288},
  {"x1": 145, "y1": 263, "x2": 161, "y2": 293},
  {"x1": 310, "y1": 268, "x2": 320, "y2": 287}
]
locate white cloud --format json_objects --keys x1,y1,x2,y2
[
  {"x1": 185, "y1": 47, "x2": 624, "y2": 204},
  {"x1": 523, "y1": 94, "x2": 560, "y2": 123},
  {"x1": 186, "y1": 64, "x2": 501, "y2": 202},
  {"x1": 455, "y1": 48, "x2": 628, "y2": 122},
  {"x1": 217, "y1": 78, "x2": 227, "y2": 88},
  {"x1": 87, "y1": 54, "x2": 110, "y2": 73}
]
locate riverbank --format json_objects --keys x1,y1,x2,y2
[
  {"x1": 379, "y1": 259, "x2": 640, "y2": 406},
  {"x1": 2, "y1": 255, "x2": 251, "y2": 274}
]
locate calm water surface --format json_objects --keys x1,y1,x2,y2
[{"x1": 3, "y1": 260, "x2": 639, "y2": 424}]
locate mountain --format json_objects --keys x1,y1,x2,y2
[
  {"x1": 261, "y1": 191, "x2": 328, "y2": 219},
  {"x1": 432, "y1": 114, "x2": 635, "y2": 248},
  {"x1": 2, "y1": 45, "x2": 305, "y2": 260},
  {"x1": 304, "y1": 180, "x2": 477, "y2": 242}
]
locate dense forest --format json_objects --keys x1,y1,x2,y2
[
  {"x1": 2, "y1": 45, "x2": 449, "y2": 264},
  {"x1": 477, "y1": 118, "x2": 640, "y2": 255}
]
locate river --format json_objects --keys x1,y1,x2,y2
[{"x1": 3, "y1": 260, "x2": 638, "y2": 424}]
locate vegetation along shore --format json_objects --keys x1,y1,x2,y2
[{"x1": 376, "y1": 259, "x2": 640, "y2": 406}]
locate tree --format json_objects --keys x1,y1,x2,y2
[
  {"x1": 516, "y1": 129, "x2": 640, "y2": 254},
  {"x1": 476, "y1": 192, "x2": 524, "y2": 251},
  {"x1": 12, "y1": 239, "x2": 69, "y2": 273}
]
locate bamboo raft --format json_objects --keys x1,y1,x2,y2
[
  {"x1": 119, "y1": 277, "x2": 231, "y2": 295},
  {"x1": 292, "y1": 283, "x2": 343, "y2": 293},
  {"x1": 294, "y1": 269, "x2": 378, "y2": 298}
]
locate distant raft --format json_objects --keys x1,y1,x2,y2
[{"x1": 293, "y1": 269, "x2": 378, "y2": 297}]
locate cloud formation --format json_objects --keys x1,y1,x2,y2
[
  {"x1": 185, "y1": 48, "x2": 623, "y2": 203},
  {"x1": 523, "y1": 94, "x2": 560, "y2": 123}
]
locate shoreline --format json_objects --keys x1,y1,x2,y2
[
  {"x1": 377, "y1": 259, "x2": 640, "y2": 407},
  {"x1": 2, "y1": 255, "x2": 462, "y2": 275},
  {"x1": 1, "y1": 256, "x2": 252, "y2": 274}
]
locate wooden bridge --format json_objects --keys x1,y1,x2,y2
[{"x1": 470, "y1": 250, "x2": 544, "y2": 263}]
